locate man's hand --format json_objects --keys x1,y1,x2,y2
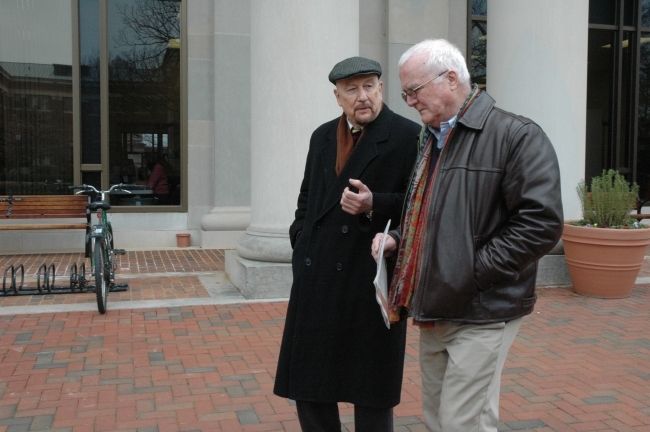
[
  {"x1": 341, "y1": 179, "x2": 373, "y2": 215},
  {"x1": 371, "y1": 232, "x2": 397, "y2": 261}
]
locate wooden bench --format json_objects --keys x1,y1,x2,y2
[
  {"x1": 0, "y1": 195, "x2": 89, "y2": 230},
  {"x1": 631, "y1": 197, "x2": 650, "y2": 221}
]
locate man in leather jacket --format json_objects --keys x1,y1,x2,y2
[{"x1": 372, "y1": 39, "x2": 564, "y2": 431}]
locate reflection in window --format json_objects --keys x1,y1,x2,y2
[
  {"x1": 620, "y1": 31, "x2": 635, "y2": 172},
  {"x1": 643, "y1": 0, "x2": 650, "y2": 27},
  {"x1": 469, "y1": 0, "x2": 487, "y2": 90},
  {"x1": 638, "y1": 33, "x2": 650, "y2": 201},
  {"x1": 586, "y1": 30, "x2": 616, "y2": 183},
  {"x1": 0, "y1": 1, "x2": 74, "y2": 195},
  {"x1": 108, "y1": 0, "x2": 181, "y2": 206},
  {"x1": 80, "y1": 0, "x2": 101, "y2": 165},
  {"x1": 471, "y1": 0, "x2": 487, "y2": 16},
  {"x1": 470, "y1": 21, "x2": 487, "y2": 89}
]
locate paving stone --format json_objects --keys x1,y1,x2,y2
[
  {"x1": 148, "y1": 352, "x2": 165, "y2": 362},
  {"x1": 502, "y1": 419, "x2": 547, "y2": 430},
  {"x1": 28, "y1": 414, "x2": 54, "y2": 430},
  {"x1": 236, "y1": 409, "x2": 259, "y2": 425},
  {"x1": 584, "y1": 396, "x2": 619, "y2": 405}
]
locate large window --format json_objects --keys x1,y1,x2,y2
[
  {"x1": 0, "y1": 1, "x2": 74, "y2": 195},
  {"x1": 106, "y1": 0, "x2": 181, "y2": 206},
  {"x1": 0, "y1": 0, "x2": 183, "y2": 208},
  {"x1": 587, "y1": 0, "x2": 650, "y2": 206}
]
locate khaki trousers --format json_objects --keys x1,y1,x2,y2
[{"x1": 419, "y1": 318, "x2": 522, "y2": 432}]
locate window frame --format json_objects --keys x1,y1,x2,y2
[{"x1": 71, "y1": 0, "x2": 187, "y2": 212}]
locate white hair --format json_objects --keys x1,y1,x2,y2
[{"x1": 398, "y1": 39, "x2": 471, "y2": 86}]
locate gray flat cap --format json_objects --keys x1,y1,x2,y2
[{"x1": 328, "y1": 56, "x2": 382, "y2": 84}]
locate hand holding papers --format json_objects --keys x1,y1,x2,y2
[{"x1": 373, "y1": 220, "x2": 391, "y2": 329}]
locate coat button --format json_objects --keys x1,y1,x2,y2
[
  {"x1": 341, "y1": 225, "x2": 348, "y2": 233},
  {"x1": 336, "y1": 263, "x2": 342, "y2": 271},
  {"x1": 305, "y1": 258, "x2": 311, "y2": 266}
]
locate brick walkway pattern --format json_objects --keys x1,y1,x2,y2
[
  {"x1": 0, "y1": 287, "x2": 648, "y2": 431},
  {"x1": 0, "y1": 250, "x2": 648, "y2": 431},
  {"x1": 0, "y1": 250, "x2": 224, "y2": 307}
]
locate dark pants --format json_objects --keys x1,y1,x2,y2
[{"x1": 295, "y1": 400, "x2": 393, "y2": 432}]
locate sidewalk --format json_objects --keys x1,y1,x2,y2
[{"x1": 0, "y1": 249, "x2": 648, "y2": 431}]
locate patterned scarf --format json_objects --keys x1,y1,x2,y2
[{"x1": 388, "y1": 85, "x2": 481, "y2": 323}]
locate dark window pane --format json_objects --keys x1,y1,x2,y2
[
  {"x1": 637, "y1": 33, "x2": 650, "y2": 201},
  {"x1": 80, "y1": 0, "x2": 101, "y2": 164},
  {"x1": 470, "y1": 21, "x2": 487, "y2": 89},
  {"x1": 107, "y1": 0, "x2": 181, "y2": 206},
  {"x1": 82, "y1": 171, "x2": 102, "y2": 190},
  {"x1": 586, "y1": 30, "x2": 616, "y2": 182},
  {"x1": 643, "y1": 0, "x2": 650, "y2": 27},
  {"x1": 0, "y1": 1, "x2": 74, "y2": 195},
  {"x1": 590, "y1": 0, "x2": 617, "y2": 25},
  {"x1": 471, "y1": 0, "x2": 487, "y2": 16},
  {"x1": 624, "y1": 0, "x2": 635, "y2": 26},
  {"x1": 620, "y1": 31, "x2": 634, "y2": 172}
]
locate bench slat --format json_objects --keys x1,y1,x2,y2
[
  {"x1": 0, "y1": 223, "x2": 88, "y2": 230},
  {"x1": 1, "y1": 208, "x2": 86, "y2": 213},
  {"x1": 0, "y1": 214, "x2": 86, "y2": 219},
  {"x1": 0, "y1": 196, "x2": 87, "y2": 203}
]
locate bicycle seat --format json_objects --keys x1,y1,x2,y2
[{"x1": 88, "y1": 201, "x2": 111, "y2": 211}]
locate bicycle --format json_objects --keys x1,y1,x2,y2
[{"x1": 68, "y1": 183, "x2": 136, "y2": 313}]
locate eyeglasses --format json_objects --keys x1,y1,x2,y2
[{"x1": 401, "y1": 70, "x2": 449, "y2": 103}]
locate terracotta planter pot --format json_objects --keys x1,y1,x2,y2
[
  {"x1": 176, "y1": 233, "x2": 191, "y2": 248},
  {"x1": 562, "y1": 222, "x2": 650, "y2": 298}
]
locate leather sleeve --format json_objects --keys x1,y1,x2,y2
[{"x1": 474, "y1": 122, "x2": 564, "y2": 290}]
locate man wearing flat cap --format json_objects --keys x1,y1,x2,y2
[{"x1": 274, "y1": 56, "x2": 419, "y2": 431}]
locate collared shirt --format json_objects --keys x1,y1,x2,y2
[
  {"x1": 428, "y1": 115, "x2": 457, "y2": 149},
  {"x1": 347, "y1": 118, "x2": 363, "y2": 131}
]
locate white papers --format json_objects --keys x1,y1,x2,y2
[{"x1": 373, "y1": 219, "x2": 391, "y2": 329}]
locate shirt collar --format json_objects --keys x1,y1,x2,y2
[
  {"x1": 347, "y1": 118, "x2": 363, "y2": 131},
  {"x1": 428, "y1": 116, "x2": 457, "y2": 148}
]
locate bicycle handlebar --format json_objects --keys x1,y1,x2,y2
[{"x1": 68, "y1": 183, "x2": 142, "y2": 195}]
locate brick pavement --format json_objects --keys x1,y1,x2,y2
[
  {"x1": 0, "y1": 250, "x2": 224, "y2": 307},
  {"x1": 0, "y1": 249, "x2": 647, "y2": 431}
]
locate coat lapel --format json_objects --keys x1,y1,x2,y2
[{"x1": 316, "y1": 105, "x2": 394, "y2": 221}]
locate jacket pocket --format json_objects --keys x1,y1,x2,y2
[{"x1": 522, "y1": 294, "x2": 537, "y2": 308}]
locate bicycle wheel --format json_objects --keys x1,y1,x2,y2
[{"x1": 94, "y1": 242, "x2": 108, "y2": 314}]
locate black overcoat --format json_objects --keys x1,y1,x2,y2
[{"x1": 273, "y1": 105, "x2": 419, "y2": 408}]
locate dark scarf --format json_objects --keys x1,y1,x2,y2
[{"x1": 335, "y1": 113, "x2": 364, "y2": 175}]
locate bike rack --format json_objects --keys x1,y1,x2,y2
[{"x1": 1, "y1": 262, "x2": 128, "y2": 296}]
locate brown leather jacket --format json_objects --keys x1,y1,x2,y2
[{"x1": 394, "y1": 91, "x2": 563, "y2": 324}]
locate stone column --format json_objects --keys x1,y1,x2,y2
[
  {"x1": 487, "y1": 0, "x2": 589, "y2": 285},
  {"x1": 199, "y1": 0, "x2": 252, "y2": 249},
  {"x1": 225, "y1": 0, "x2": 359, "y2": 298},
  {"x1": 386, "y1": 0, "x2": 467, "y2": 120}
]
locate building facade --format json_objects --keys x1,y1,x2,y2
[{"x1": 1, "y1": 0, "x2": 645, "y2": 296}]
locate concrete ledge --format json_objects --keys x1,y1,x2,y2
[
  {"x1": 537, "y1": 254, "x2": 571, "y2": 287},
  {"x1": 225, "y1": 250, "x2": 292, "y2": 299},
  {"x1": 199, "y1": 230, "x2": 244, "y2": 249}
]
